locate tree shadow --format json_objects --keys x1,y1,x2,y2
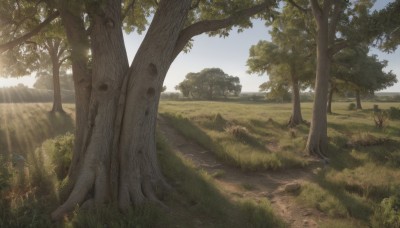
[{"x1": 314, "y1": 173, "x2": 373, "y2": 222}]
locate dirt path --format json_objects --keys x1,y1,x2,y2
[{"x1": 158, "y1": 117, "x2": 327, "y2": 227}]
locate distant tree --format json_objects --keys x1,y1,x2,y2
[
  {"x1": 176, "y1": 68, "x2": 242, "y2": 100},
  {"x1": 38, "y1": 37, "x2": 70, "y2": 113},
  {"x1": 161, "y1": 85, "x2": 167, "y2": 93},
  {"x1": 34, "y1": 70, "x2": 74, "y2": 91},
  {"x1": 329, "y1": 46, "x2": 397, "y2": 112},
  {"x1": 247, "y1": 1, "x2": 315, "y2": 126}
]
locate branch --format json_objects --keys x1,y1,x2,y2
[
  {"x1": 172, "y1": 1, "x2": 273, "y2": 60},
  {"x1": 57, "y1": 43, "x2": 67, "y2": 59},
  {"x1": 190, "y1": 0, "x2": 201, "y2": 10},
  {"x1": 328, "y1": 1, "x2": 342, "y2": 45},
  {"x1": 328, "y1": 40, "x2": 348, "y2": 56},
  {"x1": 59, "y1": 55, "x2": 70, "y2": 65},
  {"x1": 121, "y1": 0, "x2": 136, "y2": 22},
  {"x1": 286, "y1": 0, "x2": 309, "y2": 13},
  {"x1": 310, "y1": 0, "x2": 322, "y2": 19},
  {"x1": 0, "y1": 11, "x2": 60, "y2": 54}
]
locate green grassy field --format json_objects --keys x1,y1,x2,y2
[
  {"x1": 1, "y1": 101, "x2": 399, "y2": 227},
  {"x1": 159, "y1": 101, "x2": 400, "y2": 227}
]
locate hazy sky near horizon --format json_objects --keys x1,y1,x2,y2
[{"x1": 0, "y1": 0, "x2": 399, "y2": 92}]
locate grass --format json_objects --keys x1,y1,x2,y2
[
  {"x1": 0, "y1": 103, "x2": 285, "y2": 227},
  {"x1": 160, "y1": 110, "x2": 308, "y2": 171},
  {"x1": 159, "y1": 100, "x2": 400, "y2": 227}
]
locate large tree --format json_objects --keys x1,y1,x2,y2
[
  {"x1": 176, "y1": 68, "x2": 242, "y2": 100},
  {"x1": 287, "y1": 0, "x2": 375, "y2": 159},
  {"x1": 2, "y1": 0, "x2": 279, "y2": 219}
]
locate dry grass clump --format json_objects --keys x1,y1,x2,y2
[{"x1": 224, "y1": 125, "x2": 250, "y2": 140}]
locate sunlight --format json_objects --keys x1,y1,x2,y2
[{"x1": 0, "y1": 75, "x2": 36, "y2": 88}]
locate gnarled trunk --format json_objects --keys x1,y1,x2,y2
[
  {"x1": 52, "y1": 0, "x2": 192, "y2": 220},
  {"x1": 288, "y1": 66, "x2": 303, "y2": 127},
  {"x1": 355, "y1": 89, "x2": 362, "y2": 109}
]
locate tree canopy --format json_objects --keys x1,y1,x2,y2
[
  {"x1": 176, "y1": 68, "x2": 242, "y2": 100},
  {"x1": 332, "y1": 46, "x2": 397, "y2": 94}
]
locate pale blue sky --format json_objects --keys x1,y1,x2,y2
[{"x1": 124, "y1": 0, "x2": 400, "y2": 93}]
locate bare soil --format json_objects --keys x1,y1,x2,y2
[{"x1": 158, "y1": 117, "x2": 328, "y2": 227}]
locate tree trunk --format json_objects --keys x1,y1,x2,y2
[
  {"x1": 58, "y1": 4, "x2": 92, "y2": 192},
  {"x1": 52, "y1": 0, "x2": 192, "y2": 219},
  {"x1": 305, "y1": 3, "x2": 331, "y2": 159},
  {"x1": 50, "y1": 57, "x2": 64, "y2": 113},
  {"x1": 355, "y1": 89, "x2": 362, "y2": 109},
  {"x1": 326, "y1": 82, "x2": 334, "y2": 114},
  {"x1": 288, "y1": 67, "x2": 303, "y2": 127}
]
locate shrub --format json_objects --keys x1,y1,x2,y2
[
  {"x1": 0, "y1": 155, "x2": 11, "y2": 191},
  {"x1": 373, "y1": 111, "x2": 388, "y2": 128},
  {"x1": 388, "y1": 107, "x2": 400, "y2": 120},
  {"x1": 348, "y1": 103, "x2": 356, "y2": 110},
  {"x1": 373, "y1": 104, "x2": 380, "y2": 112},
  {"x1": 49, "y1": 133, "x2": 74, "y2": 180},
  {"x1": 371, "y1": 194, "x2": 400, "y2": 228}
]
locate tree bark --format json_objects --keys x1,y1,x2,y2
[
  {"x1": 326, "y1": 82, "x2": 334, "y2": 114},
  {"x1": 52, "y1": 0, "x2": 192, "y2": 219},
  {"x1": 288, "y1": 65, "x2": 303, "y2": 127},
  {"x1": 117, "y1": 0, "x2": 192, "y2": 211},
  {"x1": 51, "y1": 60, "x2": 64, "y2": 113},
  {"x1": 46, "y1": 39, "x2": 64, "y2": 113},
  {"x1": 355, "y1": 89, "x2": 362, "y2": 109},
  {"x1": 305, "y1": 0, "x2": 331, "y2": 159},
  {"x1": 58, "y1": 4, "x2": 92, "y2": 191}
]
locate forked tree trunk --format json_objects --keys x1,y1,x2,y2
[
  {"x1": 326, "y1": 82, "x2": 334, "y2": 114},
  {"x1": 355, "y1": 89, "x2": 362, "y2": 109},
  {"x1": 52, "y1": 0, "x2": 192, "y2": 220},
  {"x1": 288, "y1": 67, "x2": 303, "y2": 127},
  {"x1": 46, "y1": 39, "x2": 64, "y2": 113}
]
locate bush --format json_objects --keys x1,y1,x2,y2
[
  {"x1": 373, "y1": 104, "x2": 380, "y2": 112},
  {"x1": 348, "y1": 103, "x2": 356, "y2": 110},
  {"x1": 388, "y1": 107, "x2": 400, "y2": 120},
  {"x1": 373, "y1": 111, "x2": 388, "y2": 128},
  {"x1": 49, "y1": 133, "x2": 74, "y2": 180},
  {"x1": 371, "y1": 194, "x2": 400, "y2": 228},
  {"x1": 0, "y1": 155, "x2": 11, "y2": 191}
]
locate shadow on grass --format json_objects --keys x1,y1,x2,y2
[
  {"x1": 326, "y1": 143, "x2": 364, "y2": 171},
  {"x1": 315, "y1": 173, "x2": 373, "y2": 222},
  {"x1": 156, "y1": 133, "x2": 285, "y2": 228}
]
